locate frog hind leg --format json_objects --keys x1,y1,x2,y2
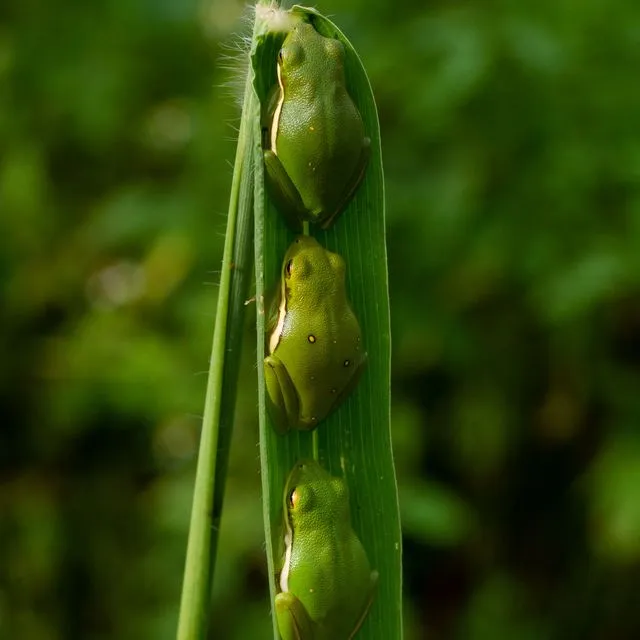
[
  {"x1": 264, "y1": 150, "x2": 308, "y2": 231},
  {"x1": 348, "y1": 570, "x2": 379, "y2": 639},
  {"x1": 275, "y1": 592, "x2": 315, "y2": 640},
  {"x1": 264, "y1": 354, "x2": 300, "y2": 435},
  {"x1": 320, "y1": 137, "x2": 371, "y2": 230},
  {"x1": 330, "y1": 351, "x2": 368, "y2": 417}
]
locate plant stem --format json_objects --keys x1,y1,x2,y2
[{"x1": 176, "y1": 66, "x2": 256, "y2": 640}]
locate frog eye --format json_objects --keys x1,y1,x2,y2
[
  {"x1": 278, "y1": 49, "x2": 285, "y2": 64},
  {"x1": 288, "y1": 488, "x2": 298, "y2": 509},
  {"x1": 285, "y1": 259, "x2": 294, "y2": 278}
]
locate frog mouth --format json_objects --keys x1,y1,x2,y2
[
  {"x1": 268, "y1": 272, "x2": 288, "y2": 354},
  {"x1": 271, "y1": 61, "x2": 285, "y2": 154},
  {"x1": 280, "y1": 529, "x2": 293, "y2": 592}
]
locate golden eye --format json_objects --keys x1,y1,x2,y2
[
  {"x1": 285, "y1": 259, "x2": 294, "y2": 278},
  {"x1": 288, "y1": 489, "x2": 298, "y2": 509}
]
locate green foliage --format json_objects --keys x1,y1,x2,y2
[
  {"x1": 2, "y1": 0, "x2": 640, "y2": 638},
  {"x1": 252, "y1": 5, "x2": 401, "y2": 639}
]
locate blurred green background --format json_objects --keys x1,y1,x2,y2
[{"x1": 2, "y1": 0, "x2": 640, "y2": 638}]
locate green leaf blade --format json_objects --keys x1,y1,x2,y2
[
  {"x1": 176, "y1": 23, "x2": 257, "y2": 640},
  {"x1": 253, "y1": 5, "x2": 403, "y2": 639}
]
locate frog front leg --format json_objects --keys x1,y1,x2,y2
[
  {"x1": 349, "y1": 570, "x2": 379, "y2": 639},
  {"x1": 320, "y1": 137, "x2": 371, "y2": 230},
  {"x1": 264, "y1": 354, "x2": 300, "y2": 435},
  {"x1": 275, "y1": 591, "x2": 315, "y2": 640},
  {"x1": 264, "y1": 150, "x2": 307, "y2": 231}
]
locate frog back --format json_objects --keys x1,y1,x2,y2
[
  {"x1": 276, "y1": 87, "x2": 365, "y2": 219},
  {"x1": 288, "y1": 527, "x2": 373, "y2": 639},
  {"x1": 276, "y1": 299, "x2": 365, "y2": 428}
]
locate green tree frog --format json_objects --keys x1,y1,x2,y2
[
  {"x1": 264, "y1": 235, "x2": 367, "y2": 433},
  {"x1": 276, "y1": 459, "x2": 378, "y2": 640},
  {"x1": 263, "y1": 21, "x2": 370, "y2": 229}
]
